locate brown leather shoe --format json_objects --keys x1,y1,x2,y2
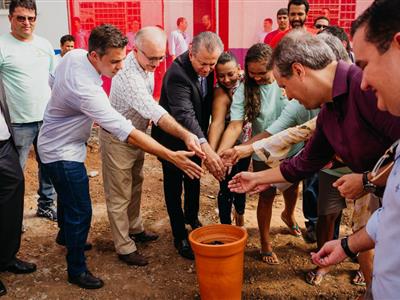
[
  {"x1": 129, "y1": 231, "x2": 159, "y2": 243},
  {"x1": 118, "y1": 251, "x2": 148, "y2": 266}
]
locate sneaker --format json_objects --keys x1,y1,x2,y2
[{"x1": 36, "y1": 206, "x2": 57, "y2": 222}]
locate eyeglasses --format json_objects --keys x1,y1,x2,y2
[
  {"x1": 14, "y1": 15, "x2": 37, "y2": 23},
  {"x1": 137, "y1": 48, "x2": 165, "y2": 63},
  {"x1": 315, "y1": 24, "x2": 327, "y2": 30},
  {"x1": 370, "y1": 140, "x2": 399, "y2": 181}
]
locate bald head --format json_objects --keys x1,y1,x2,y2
[
  {"x1": 134, "y1": 26, "x2": 167, "y2": 49},
  {"x1": 134, "y1": 26, "x2": 167, "y2": 72}
]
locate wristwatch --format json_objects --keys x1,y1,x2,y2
[
  {"x1": 341, "y1": 237, "x2": 358, "y2": 259},
  {"x1": 362, "y1": 171, "x2": 377, "y2": 193}
]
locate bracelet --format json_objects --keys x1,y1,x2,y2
[{"x1": 341, "y1": 237, "x2": 358, "y2": 259}]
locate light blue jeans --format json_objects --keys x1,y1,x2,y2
[{"x1": 12, "y1": 121, "x2": 56, "y2": 209}]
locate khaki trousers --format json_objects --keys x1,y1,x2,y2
[{"x1": 99, "y1": 129, "x2": 145, "y2": 255}]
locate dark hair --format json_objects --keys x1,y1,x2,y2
[
  {"x1": 60, "y1": 34, "x2": 75, "y2": 46},
  {"x1": 264, "y1": 18, "x2": 273, "y2": 24},
  {"x1": 351, "y1": 0, "x2": 400, "y2": 54},
  {"x1": 177, "y1": 17, "x2": 185, "y2": 27},
  {"x1": 9, "y1": 0, "x2": 37, "y2": 16},
  {"x1": 88, "y1": 24, "x2": 128, "y2": 57},
  {"x1": 277, "y1": 8, "x2": 288, "y2": 16},
  {"x1": 216, "y1": 52, "x2": 239, "y2": 97},
  {"x1": 322, "y1": 25, "x2": 351, "y2": 52},
  {"x1": 288, "y1": 0, "x2": 309, "y2": 14},
  {"x1": 244, "y1": 43, "x2": 272, "y2": 122},
  {"x1": 314, "y1": 16, "x2": 330, "y2": 25}
]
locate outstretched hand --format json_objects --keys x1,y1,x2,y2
[
  {"x1": 310, "y1": 239, "x2": 347, "y2": 267},
  {"x1": 184, "y1": 133, "x2": 206, "y2": 160},
  {"x1": 219, "y1": 144, "x2": 253, "y2": 167},
  {"x1": 172, "y1": 151, "x2": 204, "y2": 179},
  {"x1": 228, "y1": 172, "x2": 270, "y2": 194}
]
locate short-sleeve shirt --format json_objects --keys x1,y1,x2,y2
[
  {"x1": 168, "y1": 30, "x2": 190, "y2": 57},
  {"x1": 0, "y1": 33, "x2": 56, "y2": 123},
  {"x1": 230, "y1": 81, "x2": 289, "y2": 160}
]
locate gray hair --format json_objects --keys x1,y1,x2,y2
[
  {"x1": 134, "y1": 26, "x2": 166, "y2": 49},
  {"x1": 272, "y1": 30, "x2": 335, "y2": 77},
  {"x1": 191, "y1": 31, "x2": 224, "y2": 55},
  {"x1": 317, "y1": 32, "x2": 350, "y2": 62}
]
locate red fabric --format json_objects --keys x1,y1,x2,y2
[
  {"x1": 264, "y1": 29, "x2": 282, "y2": 45},
  {"x1": 269, "y1": 27, "x2": 317, "y2": 48}
]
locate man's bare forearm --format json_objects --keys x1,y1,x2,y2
[
  {"x1": 347, "y1": 227, "x2": 375, "y2": 254},
  {"x1": 158, "y1": 113, "x2": 192, "y2": 141}
]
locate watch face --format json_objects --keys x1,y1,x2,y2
[{"x1": 364, "y1": 183, "x2": 377, "y2": 193}]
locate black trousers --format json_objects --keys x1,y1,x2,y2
[
  {"x1": 161, "y1": 158, "x2": 200, "y2": 241},
  {"x1": 218, "y1": 157, "x2": 251, "y2": 224},
  {"x1": 0, "y1": 139, "x2": 24, "y2": 266}
]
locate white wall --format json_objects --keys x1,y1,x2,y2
[
  {"x1": 163, "y1": 0, "x2": 193, "y2": 39},
  {"x1": 0, "y1": 0, "x2": 69, "y2": 49},
  {"x1": 229, "y1": 0, "x2": 284, "y2": 49}
]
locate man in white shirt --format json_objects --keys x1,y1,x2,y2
[
  {"x1": 311, "y1": 1, "x2": 400, "y2": 298},
  {"x1": 257, "y1": 18, "x2": 273, "y2": 43},
  {"x1": 0, "y1": 0, "x2": 57, "y2": 221},
  {"x1": 100, "y1": 26, "x2": 204, "y2": 267},
  {"x1": 38, "y1": 24, "x2": 203, "y2": 290},
  {"x1": 168, "y1": 17, "x2": 190, "y2": 60}
]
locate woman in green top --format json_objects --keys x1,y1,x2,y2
[{"x1": 218, "y1": 43, "x2": 301, "y2": 265}]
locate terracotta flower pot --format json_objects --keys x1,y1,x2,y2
[{"x1": 189, "y1": 224, "x2": 248, "y2": 300}]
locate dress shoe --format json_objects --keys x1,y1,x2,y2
[
  {"x1": 0, "y1": 279, "x2": 6, "y2": 296},
  {"x1": 56, "y1": 235, "x2": 93, "y2": 251},
  {"x1": 0, "y1": 258, "x2": 36, "y2": 274},
  {"x1": 118, "y1": 251, "x2": 148, "y2": 266},
  {"x1": 68, "y1": 271, "x2": 104, "y2": 289},
  {"x1": 130, "y1": 231, "x2": 159, "y2": 243},
  {"x1": 174, "y1": 239, "x2": 194, "y2": 260}
]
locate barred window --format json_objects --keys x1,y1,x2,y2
[{"x1": 1, "y1": 0, "x2": 11, "y2": 10}]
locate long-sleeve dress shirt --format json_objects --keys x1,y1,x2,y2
[{"x1": 38, "y1": 49, "x2": 134, "y2": 163}]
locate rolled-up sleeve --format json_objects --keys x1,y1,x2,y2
[{"x1": 366, "y1": 208, "x2": 381, "y2": 242}]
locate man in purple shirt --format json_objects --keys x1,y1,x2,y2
[{"x1": 228, "y1": 31, "x2": 400, "y2": 291}]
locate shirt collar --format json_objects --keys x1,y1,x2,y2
[
  {"x1": 83, "y1": 51, "x2": 103, "y2": 85},
  {"x1": 129, "y1": 52, "x2": 150, "y2": 77},
  {"x1": 332, "y1": 60, "x2": 351, "y2": 99}
]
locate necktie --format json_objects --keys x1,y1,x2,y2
[{"x1": 200, "y1": 77, "x2": 207, "y2": 98}]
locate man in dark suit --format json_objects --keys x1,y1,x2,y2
[
  {"x1": 152, "y1": 31, "x2": 224, "y2": 259},
  {"x1": 0, "y1": 78, "x2": 37, "y2": 296}
]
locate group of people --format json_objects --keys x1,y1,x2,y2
[{"x1": 0, "y1": 0, "x2": 399, "y2": 299}]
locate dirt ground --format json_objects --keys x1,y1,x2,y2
[{"x1": 1, "y1": 135, "x2": 366, "y2": 299}]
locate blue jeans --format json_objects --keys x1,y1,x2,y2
[
  {"x1": 43, "y1": 161, "x2": 91, "y2": 276},
  {"x1": 12, "y1": 122, "x2": 55, "y2": 208},
  {"x1": 302, "y1": 173, "x2": 319, "y2": 230}
]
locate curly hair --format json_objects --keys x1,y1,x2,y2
[{"x1": 244, "y1": 43, "x2": 272, "y2": 123}]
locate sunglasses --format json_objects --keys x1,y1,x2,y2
[
  {"x1": 14, "y1": 15, "x2": 37, "y2": 23},
  {"x1": 315, "y1": 24, "x2": 327, "y2": 30},
  {"x1": 370, "y1": 140, "x2": 399, "y2": 183}
]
